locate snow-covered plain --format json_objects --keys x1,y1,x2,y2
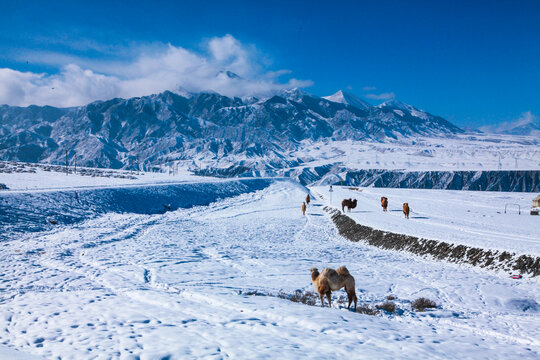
[
  {"x1": 1, "y1": 179, "x2": 539, "y2": 359},
  {"x1": 289, "y1": 134, "x2": 540, "y2": 172},
  {"x1": 0, "y1": 165, "x2": 207, "y2": 192},
  {"x1": 313, "y1": 186, "x2": 540, "y2": 256}
]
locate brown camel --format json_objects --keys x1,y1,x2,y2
[
  {"x1": 381, "y1": 197, "x2": 388, "y2": 212},
  {"x1": 301, "y1": 202, "x2": 307, "y2": 215},
  {"x1": 305, "y1": 194, "x2": 311, "y2": 206},
  {"x1": 403, "y1": 203, "x2": 410, "y2": 219},
  {"x1": 311, "y1": 266, "x2": 357, "y2": 311},
  {"x1": 341, "y1": 198, "x2": 357, "y2": 213}
]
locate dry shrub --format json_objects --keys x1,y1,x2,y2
[
  {"x1": 412, "y1": 297, "x2": 437, "y2": 311},
  {"x1": 376, "y1": 301, "x2": 396, "y2": 313},
  {"x1": 335, "y1": 294, "x2": 348, "y2": 306},
  {"x1": 356, "y1": 303, "x2": 379, "y2": 315},
  {"x1": 279, "y1": 290, "x2": 318, "y2": 306},
  {"x1": 386, "y1": 295, "x2": 396, "y2": 300},
  {"x1": 243, "y1": 290, "x2": 265, "y2": 296}
]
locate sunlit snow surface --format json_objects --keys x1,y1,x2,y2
[
  {"x1": 290, "y1": 134, "x2": 540, "y2": 172},
  {"x1": 1, "y1": 180, "x2": 539, "y2": 359},
  {"x1": 313, "y1": 186, "x2": 540, "y2": 255}
]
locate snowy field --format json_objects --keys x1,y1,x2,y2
[
  {"x1": 313, "y1": 186, "x2": 540, "y2": 256},
  {"x1": 291, "y1": 134, "x2": 540, "y2": 171},
  {"x1": 1, "y1": 179, "x2": 539, "y2": 359},
  {"x1": 0, "y1": 164, "x2": 207, "y2": 192}
]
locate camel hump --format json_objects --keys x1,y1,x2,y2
[
  {"x1": 321, "y1": 267, "x2": 338, "y2": 277},
  {"x1": 336, "y1": 266, "x2": 350, "y2": 276}
]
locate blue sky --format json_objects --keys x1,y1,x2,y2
[{"x1": 1, "y1": 0, "x2": 539, "y2": 128}]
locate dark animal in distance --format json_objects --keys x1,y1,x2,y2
[
  {"x1": 341, "y1": 198, "x2": 357, "y2": 213},
  {"x1": 301, "y1": 202, "x2": 306, "y2": 215},
  {"x1": 381, "y1": 197, "x2": 388, "y2": 212},
  {"x1": 311, "y1": 266, "x2": 357, "y2": 311},
  {"x1": 305, "y1": 194, "x2": 311, "y2": 206},
  {"x1": 403, "y1": 203, "x2": 410, "y2": 219}
]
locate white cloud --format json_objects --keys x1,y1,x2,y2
[
  {"x1": 365, "y1": 92, "x2": 395, "y2": 101},
  {"x1": 479, "y1": 111, "x2": 539, "y2": 134},
  {"x1": 362, "y1": 86, "x2": 376, "y2": 91},
  {"x1": 0, "y1": 35, "x2": 313, "y2": 107}
]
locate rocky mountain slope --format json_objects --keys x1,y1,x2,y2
[{"x1": 0, "y1": 89, "x2": 462, "y2": 170}]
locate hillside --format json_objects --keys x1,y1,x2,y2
[{"x1": 0, "y1": 89, "x2": 462, "y2": 170}]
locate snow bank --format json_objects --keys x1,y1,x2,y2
[{"x1": 1, "y1": 178, "x2": 275, "y2": 238}]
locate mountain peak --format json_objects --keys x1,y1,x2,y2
[
  {"x1": 323, "y1": 90, "x2": 371, "y2": 110},
  {"x1": 276, "y1": 88, "x2": 310, "y2": 101},
  {"x1": 377, "y1": 99, "x2": 411, "y2": 111},
  {"x1": 479, "y1": 111, "x2": 540, "y2": 136},
  {"x1": 216, "y1": 70, "x2": 243, "y2": 80}
]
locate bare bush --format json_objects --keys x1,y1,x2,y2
[
  {"x1": 376, "y1": 301, "x2": 396, "y2": 313},
  {"x1": 356, "y1": 303, "x2": 379, "y2": 315},
  {"x1": 289, "y1": 290, "x2": 318, "y2": 306},
  {"x1": 386, "y1": 295, "x2": 396, "y2": 300},
  {"x1": 276, "y1": 290, "x2": 318, "y2": 306},
  {"x1": 412, "y1": 297, "x2": 437, "y2": 311},
  {"x1": 335, "y1": 294, "x2": 348, "y2": 306}
]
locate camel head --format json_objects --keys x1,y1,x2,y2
[{"x1": 310, "y1": 267, "x2": 320, "y2": 281}]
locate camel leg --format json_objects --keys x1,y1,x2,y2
[
  {"x1": 348, "y1": 291, "x2": 357, "y2": 311},
  {"x1": 345, "y1": 285, "x2": 357, "y2": 311},
  {"x1": 326, "y1": 292, "x2": 332, "y2": 308},
  {"x1": 319, "y1": 293, "x2": 325, "y2": 307}
]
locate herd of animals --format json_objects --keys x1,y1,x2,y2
[
  {"x1": 342, "y1": 196, "x2": 410, "y2": 218},
  {"x1": 301, "y1": 192, "x2": 411, "y2": 218},
  {"x1": 302, "y1": 189, "x2": 411, "y2": 310}
]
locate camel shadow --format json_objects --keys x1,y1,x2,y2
[
  {"x1": 411, "y1": 216, "x2": 429, "y2": 219},
  {"x1": 309, "y1": 213, "x2": 323, "y2": 217}
]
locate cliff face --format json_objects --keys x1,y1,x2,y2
[{"x1": 344, "y1": 170, "x2": 540, "y2": 192}]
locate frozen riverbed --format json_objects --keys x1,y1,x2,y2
[{"x1": 0, "y1": 180, "x2": 538, "y2": 358}]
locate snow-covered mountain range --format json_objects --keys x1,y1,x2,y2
[{"x1": 0, "y1": 89, "x2": 462, "y2": 169}]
